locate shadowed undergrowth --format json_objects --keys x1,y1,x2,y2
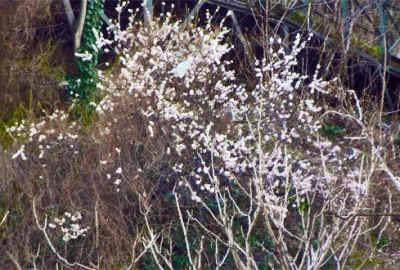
[{"x1": 2, "y1": 2, "x2": 400, "y2": 270}]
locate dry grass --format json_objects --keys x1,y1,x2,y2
[
  {"x1": 0, "y1": 0, "x2": 69, "y2": 120},
  {"x1": 2, "y1": 3, "x2": 400, "y2": 269}
]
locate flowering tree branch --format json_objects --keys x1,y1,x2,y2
[{"x1": 32, "y1": 198, "x2": 97, "y2": 270}]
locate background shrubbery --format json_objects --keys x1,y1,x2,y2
[{"x1": 2, "y1": 1, "x2": 400, "y2": 270}]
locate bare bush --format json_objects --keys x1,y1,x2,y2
[
  {"x1": 2, "y1": 3, "x2": 400, "y2": 270},
  {"x1": 0, "y1": 0, "x2": 66, "y2": 119}
]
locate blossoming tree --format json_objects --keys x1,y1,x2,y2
[{"x1": 5, "y1": 3, "x2": 400, "y2": 269}]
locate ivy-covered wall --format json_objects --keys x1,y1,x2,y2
[{"x1": 65, "y1": 0, "x2": 104, "y2": 115}]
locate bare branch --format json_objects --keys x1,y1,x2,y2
[
  {"x1": 32, "y1": 198, "x2": 97, "y2": 270},
  {"x1": 0, "y1": 211, "x2": 9, "y2": 227}
]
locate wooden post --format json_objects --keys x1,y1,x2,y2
[
  {"x1": 143, "y1": 0, "x2": 153, "y2": 29},
  {"x1": 184, "y1": 0, "x2": 207, "y2": 28},
  {"x1": 230, "y1": 10, "x2": 254, "y2": 71}
]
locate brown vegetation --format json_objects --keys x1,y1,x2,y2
[{"x1": 2, "y1": 1, "x2": 400, "y2": 269}]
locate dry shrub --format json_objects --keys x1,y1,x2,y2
[
  {"x1": 0, "y1": 108, "x2": 151, "y2": 268},
  {"x1": 0, "y1": 10, "x2": 237, "y2": 268},
  {"x1": 3, "y1": 5, "x2": 400, "y2": 269},
  {"x1": 0, "y1": 0, "x2": 68, "y2": 119}
]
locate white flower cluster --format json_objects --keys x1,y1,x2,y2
[
  {"x1": 92, "y1": 9, "x2": 363, "y2": 209},
  {"x1": 74, "y1": 51, "x2": 94, "y2": 62},
  {"x1": 48, "y1": 211, "x2": 90, "y2": 242},
  {"x1": 8, "y1": 109, "x2": 81, "y2": 161}
]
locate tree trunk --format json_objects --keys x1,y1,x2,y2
[{"x1": 61, "y1": 0, "x2": 87, "y2": 52}]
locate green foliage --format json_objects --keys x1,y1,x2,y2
[
  {"x1": 312, "y1": 239, "x2": 319, "y2": 251},
  {"x1": 321, "y1": 124, "x2": 346, "y2": 136},
  {"x1": 164, "y1": 191, "x2": 174, "y2": 201},
  {"x1": 350, "y1": 250, "x2": 378, "y2": 268},
  {"x1": 263, "y1": 237, "x2": 275, "y2": 250},
  {"x1": 289, "y1": 11, "x2": 306, "y2": 24},
  {"x1": 0, "y1": 122, "x2": 14, "y2": 150},
  {"x1": 250, "y1": 233, "x2": 260, "y2": 247},
  {"x1": 208, "y1": 241, "x2": 216, "y2": 255},
  {"x1": 206, "y1": 198, "x2": 220, "y2": 209},
  {"x1": 69, "y1": 99, "x2": 100, "y2": 132},
  {"x1": 172, "y1": 254, "x2": 189, "y2": 268},
  {"x1": 0, "y1": 104, "x2": 29, "y2": 149},
  {"x1": 257, "y1": 259, "x2": 270, "y2": 270},
  {"x1": 348, "y1": 234, "x2": 388, "y2": 268},
  {"x1": 316, "y1": 217, "x2": 322, "y2": 229},
  {"x1": 376, "y1": 236, "x2": 388, "y2": 250},
  {"x1": 143, "y1": 255, "x2": 157, "y2": 270},
  {"x1": 371, "y1": 233, "x2": 388, "y2": 250},
  {"x1": 395, "y1": 134, "x2": 400, "y2": 146},
  {"x1": 299, "y1": 198, "x2": 309, "y2": 212},
  {"x1": 66, "y1": 0, "x2": 103, "y2": 117},
  {"x1": 351, "y1": 32, "x2": 382, "y2": 59},
  {"x1": 175, "y1": 232, "x2": 186, "y2": 249},
  {"x1": 364, "y1": 43, "x2": 382, "y2": 59},
  {"x1": 320, "y1": 252, "x2": 334, "y2": 270}
]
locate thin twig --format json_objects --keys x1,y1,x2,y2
[
  {"x1": 32, "y1": 198, "x2": 97, "y2": 270},
  {"x1": 0, "y1": 211, "x2": 9, "y2": 227},
  {"x1": 7, "y1": 252, "x2": 23, "y2": 270},
  {"x1": 328, "y1": 211, "x2": 400, "y2": 221}
]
